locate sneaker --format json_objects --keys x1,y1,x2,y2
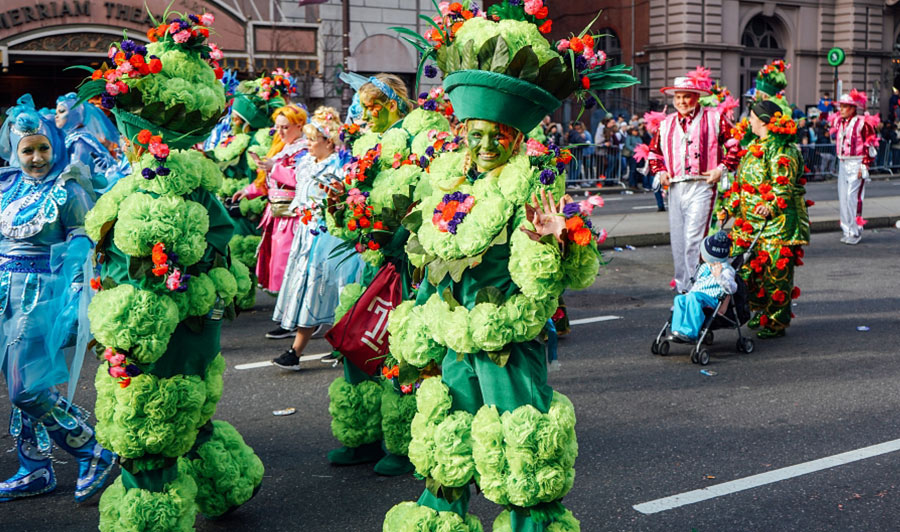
[
  {"x1": 311, "y1": 324, "x2": 331, "y2": 339},
  {"x1": 266, "y1": 327, "x2": 296, "y2": 339},
  {"x1": 839, "y1": 235, "x2": 849, "y2": 243},
  {"x1": 670, "y1": 331, "x2": 694, "y2": 343},
  {"x1": 273, "y1": 349, "x2": 301, "y2": 370},
  {"x1": 844, "y1": 235, "x2": 861, "y2": 245}
]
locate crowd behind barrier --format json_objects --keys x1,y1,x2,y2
[{"x1": 562, "y1": 141, "x2": 900, "y2": 190}]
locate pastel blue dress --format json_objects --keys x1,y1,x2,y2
[{"x1": 273, "y1": 152, "x2": 363, "y2": 329}]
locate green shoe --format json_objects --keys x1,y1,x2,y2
[
  {"x1": 747, "y1": 314, "x2": 761, "y2": 330},
  {"x1": 373, "y1": 452, "x2": 414, "y2": 476},
  {"x1": 756, "y1": 328, "x2": 785, "y2": 339},
  {"x1": 327, "y1": 441, "x2": 384, "y2": 466}
]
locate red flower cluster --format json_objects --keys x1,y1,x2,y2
[
  {"x1": 767, "y1": 112, "x2": 797, "y2": 136},
  {"x1": 151, "y1": 242, "x2": 169, "y2": 276}
]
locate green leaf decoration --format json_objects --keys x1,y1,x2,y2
[
  {"x1": 513, "y1": 46, "x2": 540, "y2": 82},
  {"x1": 460, "y1": 39, "x2": 478, "y2": 71},
  {"x1": 475, "y1": 286, "x2": 506, "y2": 306},
  {"x1": 402, "y1": 209, "x2": 423, "y2": 234},
  {"x1": 505, "y1": 44, "x2": 530, "y2": 78},
  {"x1": 487, "y1": 347, "x2": 511, "y2": 367},
  {"x1": 441, "y1": 286, "x2": 461, "y2": 310},
  {"x1": 446, "y1": 258, "x2": 469, "y2": 283},
  {"x1": 140, "y1": 101, "x2": 166, "y2": 123},
  {"x1": 160, "y1": 103, "x2": 185, "y2": 128},
  {"x1": 489, "y1": 36, "x2": 510, "y2": 73},
  {"x1": 427, "y1": 258, "x2": 450, "y2": 286},
  {"x1": 397, "y1": 361, "x2": 420, "y2": 385},
  {"x1": 390, "y1": 26, "x2": 430, "y2": 47},
  {"x1": 445, "y1": 44, "x2": 462, "y2": 75},
  {"x1": 477, "y1": 35, "x2": 500, "y2": 71},
  {"x1": 436, "y1": 46, "x2": 451, "y2": 74},
  {"x1": 74, "y1": 79, "x2": 107, "y2": 105}
]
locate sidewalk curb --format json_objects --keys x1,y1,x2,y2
[{"x1": 598, "y1": 215, "x2": 900, "y2": 250}]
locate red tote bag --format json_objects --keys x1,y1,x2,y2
[{"x1": 325, "y1": 262, "x2": 402, "y2": 375}]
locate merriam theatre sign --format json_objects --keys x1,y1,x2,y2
[{"x1": 0, "y1": 0, "x2": 321, "y2": 75}]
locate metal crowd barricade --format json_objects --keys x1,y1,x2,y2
[
  {"x1": 798, "y1": 143, "x2": 837, "y2": 181},
  {"x1": 564, "y1": 144, "x2": 631, "y2": 189}
]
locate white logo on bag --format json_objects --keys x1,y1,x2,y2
[{"x1": 361, "y1": 297, "x2": 393, "y2": 352}]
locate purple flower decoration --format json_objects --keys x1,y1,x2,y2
[
  {"x1": 423, "y1": 99, "x2": 438, "y2": 112},
  {"x1": 135, "y1": 45, "x2": 148, "y2": 56},
  {"x1": 100, "y1": 93, "x2": 116, "y2": 109},
  {"x1": 575, "y1": 54, "x2": 588, "y2": 71},
  {"x1": 509, "y1": 0, "x2": 522, "y2": 5},
  {"x1": 585, "y1": 219, "x2": 593, "y2": 229},
  {"x1": 556, "y1": 161, "x2": 566, "y2": 173},
  {"x1": 562, "y1": 202, "x2": 582, "y2": 218},
  {"x1": 419, "y1": 92, "x2": 429, "y2": 100},
  {"x1": 188, "y1": 14, "x2": 200, "y2": 23},
  {"x1": 539, "y1": 169, "x2": 556, "y2": 185},
  {"x1": 424, "y1": 65, "x2": 438, "y2": 78},
  {"x1": 121, "y1": 39, "x2": 136, "y2": 52},
  {"x1": 141, "y1": 168, "x2": 156, "y2": 180},
  {"x1": 425, "y1": 146, "x2": 435, "y2": 157},
  {"x1": 125, "y1": 364, "x2": 143, "y2": 377},
  {"x1": 156, "y1": 166, "x2": 171, "y2": 176},
  {"x1": 419, "y1": 156, "x2": 429, "y2": 167}
]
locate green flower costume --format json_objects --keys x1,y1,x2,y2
[
  {"x1": 721, "y1": 133, "x2": 809, "y2": 337},
  {"x1": 325, "y1": 100, "x2": 454, "y2": 476},
  {"x1": 80, "y1": 17, "x2": 261, "y2": 530},
  {"x1": 383, "y1": 3, "x2": 637, "y2": 530}
]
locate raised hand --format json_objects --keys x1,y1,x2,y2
[{"x1": 520, "y1": 188, "x2": 567, "y2": 245}]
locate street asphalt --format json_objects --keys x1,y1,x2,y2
[{"x1": 1, "y1": 227, "x2": 898, "y2": 531}]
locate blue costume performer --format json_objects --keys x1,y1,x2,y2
[
  {"x1": 0, "y1": 95, "x2": 116, "y2": 502},
  {"x1": 54, "y1": 92, "x2": 129, "y2": 193}
]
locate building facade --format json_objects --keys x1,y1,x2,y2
[{"x1": 647, "y1": 0, "x2": 900, "y2": 115}]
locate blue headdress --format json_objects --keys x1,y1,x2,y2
[
  {"x1": 339, "y1": 71, "x2": 369, "y2": 123},
  {"x1": 55, "y1": 92, "x2": 120, "y2": 143},
  {"x1": 0, "y1": 94, "x2": 68, "y2": 178},
  {"x1": 366, "y1": 76, "x2": 409, "y2": 113}
]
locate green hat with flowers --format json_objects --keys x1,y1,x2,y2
[
  {"x1": 230, "y1": 74, "x2": 291, "y2": 129},
  {"x1": 394, "y1": 0, "x2": 639, "y2": 133},
  {"x1": 755, "y1": 59, "x2": 790, "y2": 97},
  {"x1": 73, "y1": 10, "x2": 226, "y2": 148}
]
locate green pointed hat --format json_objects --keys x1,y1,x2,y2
[
  {"x1": 755, "y1": 60, "x2": 790, "y2": 97},
  {"x1": 403, "y1": 1, "x2": 638, "y2": 134}
]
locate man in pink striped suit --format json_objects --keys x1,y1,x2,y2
[
  {"x1": 834, "y1": 90, "x2": 879, "y2": 245},
  {"x1": 649, "y1": 72, "x2": 738, "y2": 292}
]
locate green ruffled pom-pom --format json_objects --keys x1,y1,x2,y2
[
  {"x1": 180, "y1": 420, "x2": 264, "y2": 519},
  {"x1": 333, "y1": 283, "x2": 364, "y2": 323},
  {"x1": 212, "y1": 133, "x2": 251, "y2": 166},
  {"x1": 219, "y1": 177, "x2": 246, "y2": 200},
  {"x1": 136, "y1": 149, "x2": 222, "y2": 197},
  {"x1": 562, "y1": 243, "x2": 600, "y2": 290},
  {"x1": 492, "y1": 508, "x2": 580, "y2": 532},
  {"x1": 383, "y1": 501, "x2": 484, "y2": 532},
  {"x1": 470, "y1": 392, "x2": 578, "y2": 507},
  {"x1": 93, "y1": 364, "x2": 206, "y2": 459},
  {"x1": 328, "y1": 377, "x2": 383, "y2": 447},
  {"x1": 509, "y1": 227, "x2": 564, "y2": 299},
  {"x1": 98, "y1": 468, "x2": 198, "y2": 532},
  {"x1": 352, "y1": 132, "x2": 382, "y2": 157},
  {"x1": 208, "y1": 267, "x2": 238, "y2": 303},
  {"x1": 426, "y1": 152, "x2": 467, "y2": 192},
  {"x1": 369, "y1": 165, "x2": 423, "y2": 213},
  {"x1": 402, "y1": 108, "x2": 451, "y2": 137},
  {"x1": 169, "y1": 273, "x2": 217, "y2": 320},
  {"x1": 228, "y1": 235, "x2": 261, "y2": 269},
  {"x1": 239, "y1": 196, "x2": 267, "y2": 217},
  {"x1": 113, "y1": 192, "x2": 209, "y2": 266},
  {"x1": 85, "y1": 176, "x2": 138, "y2": 241},
  {"x1": 388, "y1": 301, "x2": 446, "y2": 368},
  {"x1": 379, "y1": 128, "x2": 412, "y2": 168},
  {"x1": 230, "y1": 259, "x2": 252, "y2": 295},
  {"x1": 431, "y1": 410, "x2": 475, "y2": 487},
  {"x1": 381, "y1": 382, "x2": 417, "y2": 456},
  {"x1": 88, "y1": 284, "x2": 179, "y2": 364},
  {"x1": 199, "y1": 354, "x2": 225, "y2": 426}
]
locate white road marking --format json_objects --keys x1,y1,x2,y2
[
  {"x1": 567, "y1": 315, "x2": 622, "y2": 326},
  {"x1": 633, "y1": 438, "x2": 900, "y2": 515},
  {"x1": 235, "y1": 352, "x2": 330, "y2": 370},
  {"x1": 632, "y1": 205, "x2": 660, "y2": 210}
]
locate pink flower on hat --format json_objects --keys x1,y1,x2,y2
[
  {"x1": 173, "y1": 30, "x2": 191, "y2": 43},
  {"x1": 200, "y1": 13, "x2": 215, "y2": 26},
  {"x1": 524, "y1": 0, "x2": 543, "y2": 16},
  {"x1": 687, "y1": 66, "x2": 713, "y2": 91}
]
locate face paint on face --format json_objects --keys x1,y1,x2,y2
[
  {"x1": 465, "y1": 119, "x2": 521, "y2": 172},
  {"x1": 55, "y1": 103, "x2": 69, "y2": 129},
  {"x1": 230, "y1": 113, "x2": 247, "y2": 134},
  {"x1": 18, "y1": 135, "x2": 53, "y2": 179},
  {"x1": 361, "y1": 96, "x2": 400, "y2": 133}
]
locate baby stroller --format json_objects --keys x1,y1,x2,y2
[{"x1": 650, "y1": 223, "x2": 767, "y2": 365}]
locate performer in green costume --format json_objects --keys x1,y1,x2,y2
[
  {"x1": 718, "y1": 99, "x2": 809, "y2": 339},
  {"x1": 323, "y1": 74, "x2": 457, "y2": 476},
  {"x1": 382, "y1": 2, "x2": 637, "y2": 530},
  {"x1": 77, "y1": 13, "x2": 261, "y2": 530}
]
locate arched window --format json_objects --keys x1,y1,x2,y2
[
  {"x1": 741, "y1": 16, "x2": 780, "y2": 49},
  {"x1": 595, "y1": 28, "x2": 622, "y2": 66},
  {"x1": 740, "y1": 15, "x2": 787, "y2": 97}
]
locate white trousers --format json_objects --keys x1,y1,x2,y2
[
  {"x1": 668, "y1": 179, "x2": 716, "y2": 292},
  {"x1": 837, "y1": 159, "x2": 867, "y2": 239}
]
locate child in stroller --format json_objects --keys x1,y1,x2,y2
[{"x1": 652, "y1": 231, "x2": 756, "y2": 365}]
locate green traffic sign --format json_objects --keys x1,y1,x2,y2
[{"x1": 827, "y1": 47, "x2": 845, "y2": 67}]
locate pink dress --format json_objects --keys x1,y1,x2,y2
[{"x1": 242, "y1": 140, "x2": 307, "y2": 292}]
